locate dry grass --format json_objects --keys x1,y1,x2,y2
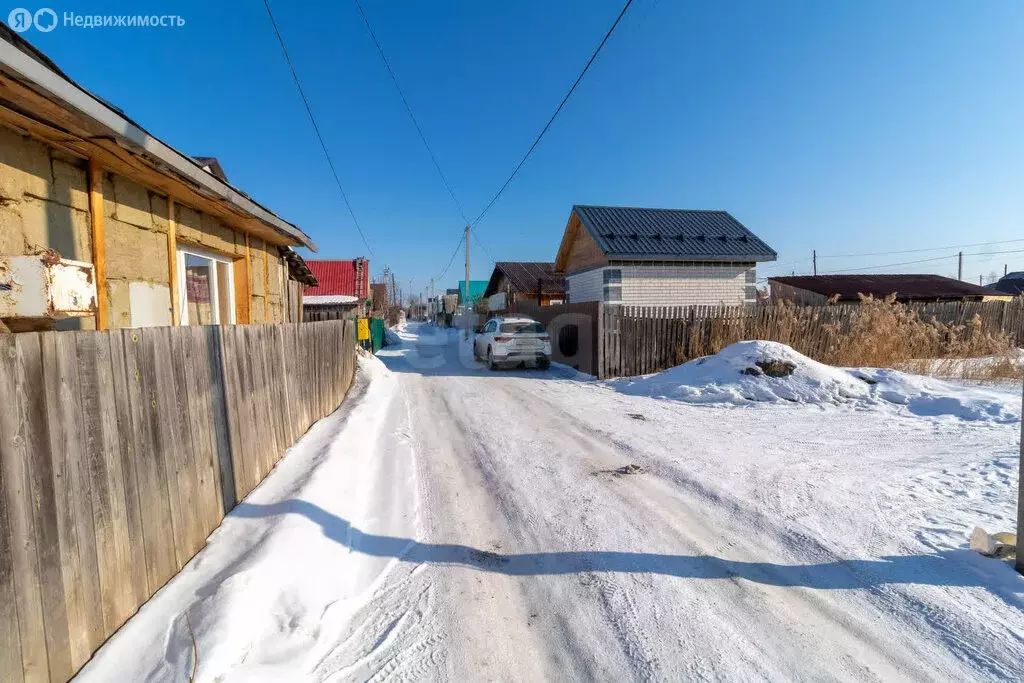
[{"x1": 682, "y1": 295, "x2": 1023, "y2": 381}]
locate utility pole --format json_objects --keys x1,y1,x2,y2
[
  {"x1": 812, "y1": 250, "x2": 817, "y2": 276},
  {"x1": 464, "y1": 224, "x2": 471, "y2": 337},
  {"x1": 957, "y1": 251, "x2": 963, "y2": 281}
]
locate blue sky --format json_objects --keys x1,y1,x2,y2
[{"x1": 21, "y1": 0, "x2": 1024, "y2": 294}]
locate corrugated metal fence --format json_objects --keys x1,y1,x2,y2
[{"x1": 0, "y1": 320, "x2": 356, "y2": 682}]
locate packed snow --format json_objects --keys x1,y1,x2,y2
[
  {"x1": 608, "y1": 340, "x2": 1020, "y2": 423},
  {"x1": 79, "y1": 324, "x2": 1024, "y2": 681}
]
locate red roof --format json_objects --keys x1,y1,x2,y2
[{"x1": 306, "y1": 259, "x2": 369, "y2": 299}]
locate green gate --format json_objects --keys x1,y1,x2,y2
[{"x1": 369, "y1": 317, "x2": 385, "y2": 353}]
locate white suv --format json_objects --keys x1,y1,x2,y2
[{"x1": 473, "y1": 316, "x2": 552, "y2": 370}]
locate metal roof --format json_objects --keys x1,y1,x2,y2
[
  {"x1": 770, "y1": 274, "x2": 994, "y2": 301},
  {"x1": 573, "y1": 205, "x2": 777, "y2": 262},
  {"x1": 305, "y1": 259, "x2": 369, "y2": 299},
  {"x1": 484, "y1": 262, "x2": 566, "y2": 297}
]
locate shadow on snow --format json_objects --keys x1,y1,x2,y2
[{"x1": 232, "y1": 500, "x2": 1023, "y2": 608}]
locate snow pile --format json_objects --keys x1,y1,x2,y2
[
  {"x1": 851, "y1": 367, "x2": 1018, "y2": 423},
  {"x1": 608, "y1": 340, "x2": 1019, "y2": 422}
]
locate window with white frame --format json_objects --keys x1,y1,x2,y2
[{"x1": 177, "y1": 245, "x2": 236, "y2": 325}]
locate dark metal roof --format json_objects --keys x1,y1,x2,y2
[
  {"x1": 573, "y1": 205, "x2": 776, "y2": 262},
  {"x1": 484, "y1": 262, "x2": 566, "y2": 297},
  {"x1": 986, "y1": 273, "x2": 1024, "y2": 295},
  {"x1": 770, "y1": 274, "x2": 995, "y2": 301}
]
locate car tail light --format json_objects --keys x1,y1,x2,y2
[{"x1": 495, "y1": 336, "x2": 511, "y2": 342}]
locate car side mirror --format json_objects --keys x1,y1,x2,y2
[{"x1": 473, "y1": 325, "x2": 483, "y2": 333}]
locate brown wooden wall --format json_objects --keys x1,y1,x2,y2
[
  {"x1": 512, "y1": 301, "x2": 600, "y2": 375},
  {"x1": 0, "y1": 320, "x2": 356, "y2": 682}
]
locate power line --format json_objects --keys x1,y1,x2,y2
[
  {"x1": 471, "y1": 0, "x2": 635, "y2": 227},
  {"x1": 262, "y1": 0, "x2": 375, "y2": 257},
  {"x1": 818, "y1": 237, "x2": 1024, "y2": 261},
  {"x1": 820, "y1": 247, "x2": 1024, "y2": 275},
  {"x1": 470, "y1": 227, "x2": 496, "y2": 264},
  {"x1": 351, "y1": 0, "x2": 469, "y2": 225},
  {"x1": 435, "y1": 233, "x2": 465, "y2": 283}
]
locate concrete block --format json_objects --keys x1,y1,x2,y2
[
  {"x1": 0, "y1": 203, "x2": 24, "y2": 256},
  {"x1": 51, "y1": 158, "x2": 89, "y2": 211},
  {"x1": 0, "y1": 126, "x2": 51, "y2": 201},
  {"x1": 175, "y1": 202, "x2": 203, "y2": 244},
  {"x1": 267, "y1": 255, "x2": 283, "y2": 296},
  {"x1": 20, "y1": 196, "x2": 91, "y2": 261},
  {"x1": 110, "y1": 174, "x2": 154, "y2": 230},
  {"x1": 107, "y1": 278, "x2": 132, "y2": 328},
  {"x1": 102, "y1": 173, "x2": 116, "y2": 224},
  {"x1": 251, "y1": 295, "x2": 265, "y2": 323},
  {"x1": 199, "y1": 211, "x2": 236, "y2": 256},
  {"x1": 149, "y1": 192, "x2": 169, "y2": 233},
  {"x1": 105, "y1": 219, "x2": 168, "y2": 282},
  {"x1": 250, "y1": 240, "x2": 266, "y2": 293}
]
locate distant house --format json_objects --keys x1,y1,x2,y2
[
  {"x1": 769, "y1": 274, "x2": 1012, "y2": 304},
  {"x1": 303, "y1": 258, "x2": 371, "y2": 319},
  {"x1": 553, "y1": 205, "x2": 777, "y2": 306},
  {"x1": 985, "y1": 272, "x2": 1024, "y2": 296},
  {"x1": 483, "y1": 262, "x2": 565, "y2": 311}
]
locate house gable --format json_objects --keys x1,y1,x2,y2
[{"x1": 555, "y1": 210, "x2": 608, "y2": 276}]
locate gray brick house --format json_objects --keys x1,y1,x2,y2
[{"x1": 553, "y1": 205, "x2": 777, "y2": 306}]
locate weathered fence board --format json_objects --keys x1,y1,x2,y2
[
  {"x1": 597, "y1": 299, "x2": 1024, "y2": 378},
  {"x1": 0, "y1": 319, "x2": 356, "y2": 682}
]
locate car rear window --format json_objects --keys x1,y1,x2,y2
[{"x1": 500, "y1": 322, "x2": 545, "y2": 334}]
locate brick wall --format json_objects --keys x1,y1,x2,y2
[
  {"x1": 567, "y1": 262, "x2": 757, "y2": 306},
  {"x1": 620, "y1": 262, "x2": 755, "y2": 306},
  {"x1": 566, "y1": 268, "x2": 605, "y2": 303}
]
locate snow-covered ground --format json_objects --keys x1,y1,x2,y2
[{"x1": 78, "y1": 323, "x2": 1024, "y2": 681}]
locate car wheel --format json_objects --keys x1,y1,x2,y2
[
  {"x1": 472, "y1": 342, "x2": 479, "y2": 361},
  {"x1": 487, "y1": 347, "x2": 498, "y2": 371},
  {"x1": 538, "y1": 356, "x2": 551, "y2": 370}
]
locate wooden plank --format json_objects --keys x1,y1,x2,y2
[
  {"x1": 167, "y1": 198, "x2": 180, "y2": 326},
  {"x1": 263, "y1": 246, "x2": 270, "y2": 323},
  {"x1": 74, "y1": 332, "x2": 134, "y2": 635},
  {"x1": 203, "y1": 325, "x2": 237, "y2": 513},
  {"x1": 0, "y1": 334, "x2": 50, "y2": 682},
  {"x1": 0, "y1": 402, "x2": 24, "y2": 683},
  {"x1": 233, "y1": 257, "x2": 251, "y2": 325},
  {"x1": 160, "y1": 327, "x2": 204, "y2": 563},
  {"x1": 105, "y1": 331, "x2": 150, "y2": 610},
  {"x1": 15, "y1": 334, "x2": 73, "y2": 681},
  {"x1": 170, "y1": 327, "x2": 215, "y2": 552},
  {"x1": 245, "y1": 234, "x2": 254, "y2": 322},
  {"x1": 88, "y1": 159, "x2": 108, "y2": 330},
  {"x1": 118, "y1": 329, "x2": 176, "y2": 595},
  {"x1": 221, "y1": 327, "x2": 253, "y2": 501},
  {"x1": 51, "y1": 331, "x2": 106, "y2": 661}
]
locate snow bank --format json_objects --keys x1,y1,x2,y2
[{"x1": 608, "y1": 340, "x2": 1019, "y2": 422}]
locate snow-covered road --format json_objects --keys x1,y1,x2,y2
[{"x1": 80, "y1": 322, "x2": 1024, "y2": 681}]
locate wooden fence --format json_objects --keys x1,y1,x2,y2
[
  {"x1": 598, "y1": 300, "x2": 1024, "y2": 379},
  {"x1": 0, "y1": 320, "x2": 356, "y2": 682}
]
